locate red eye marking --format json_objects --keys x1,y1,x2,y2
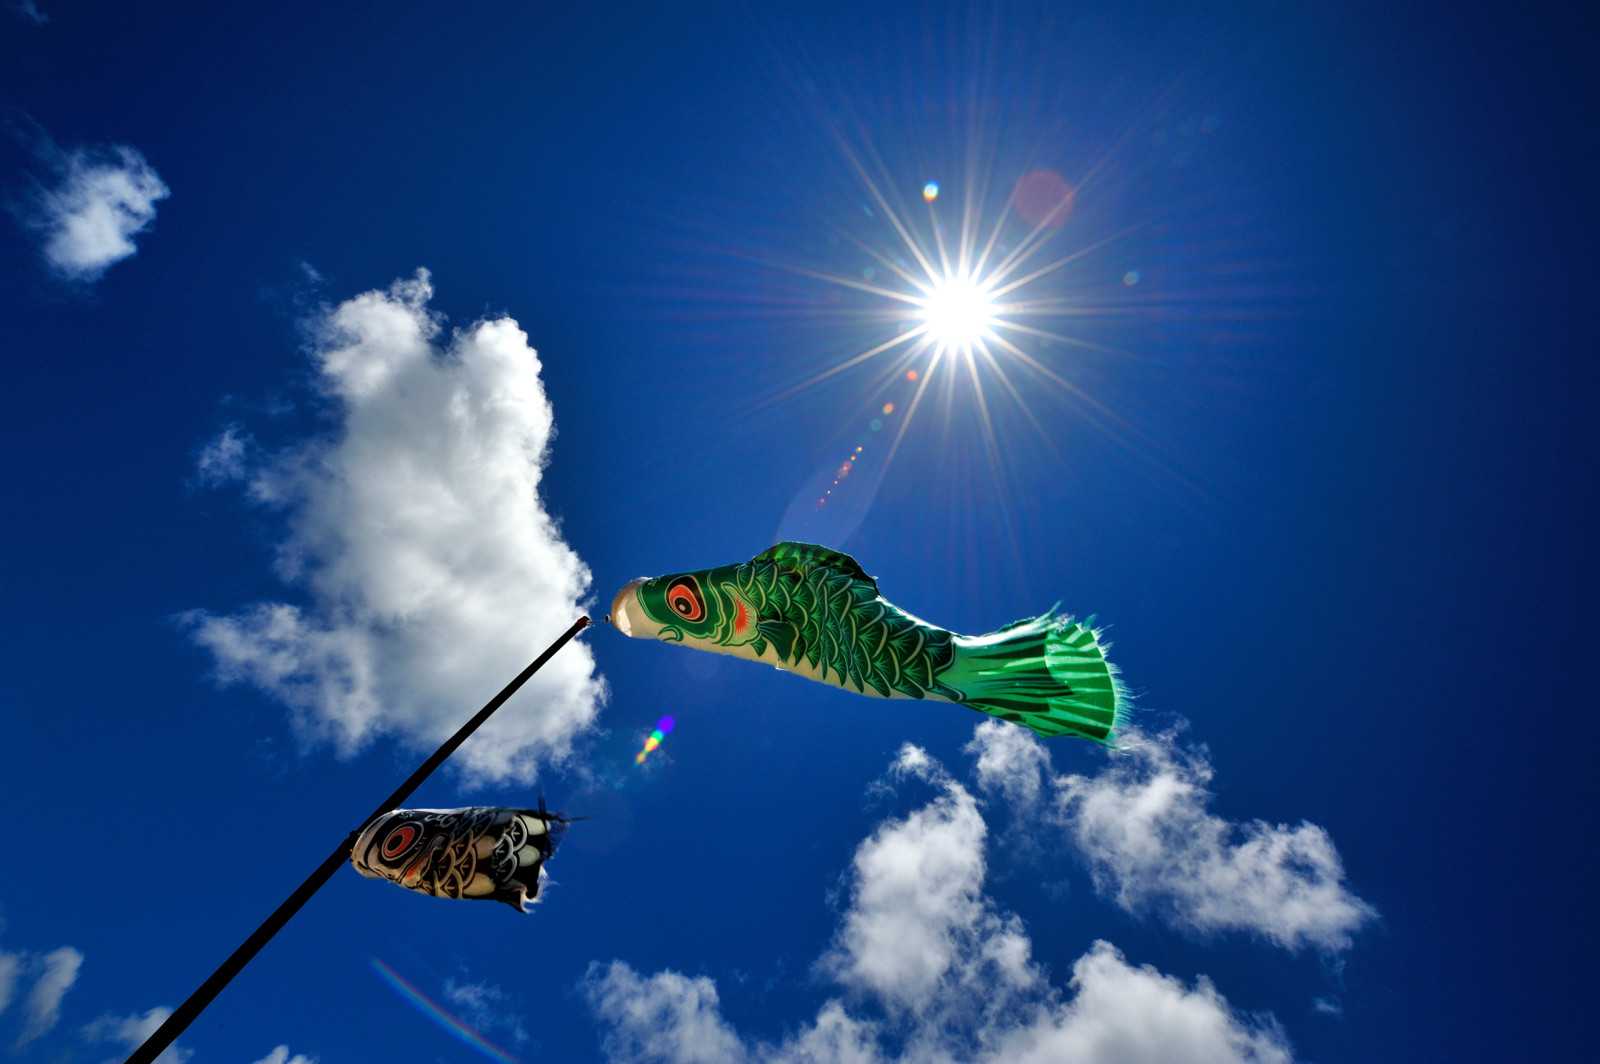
[
  {"x1": 666, "y1": 579, "x2": 704, "y2": 622},
  {"x1": 381, "y1": 824, "x2": 418, "y2": 859},
  {"x1": 734, "y1": 598, "x2": 750, "y2": 634}
]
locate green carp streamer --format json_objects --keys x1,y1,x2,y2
[{"x1": 610, "y1": 542, "x2": 1129, "y2": 743}]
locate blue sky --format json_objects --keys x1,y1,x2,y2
[{"x1": 1, "y1": 2, "x2": 1593, "y2": 1063}]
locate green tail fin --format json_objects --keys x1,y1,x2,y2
[{"x1": 940, "y1": 611, "x2": 1129, "y2": 743}]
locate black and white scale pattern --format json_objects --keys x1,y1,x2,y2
[{"x1": 350, "y1": 806, "x2": 567, "y2": 911}]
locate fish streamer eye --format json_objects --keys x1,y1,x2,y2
[{"x1": 666, "y1": 577, "x2": 705, "y2": 621}]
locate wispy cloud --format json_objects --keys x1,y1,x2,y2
[
  {"x1": 2, "y1": 916, "x2": 296, "y2": 1063},
  {"x1": 182, "y1": 270, "x2": 604, "y2": 782},
  {"x1": 445, "y1": 978, "x2": 528, "y2": 1046},
  {"x1": 6, "y1": 0, "x2": 48, "y2": 25},
  {"x1": 79, "y1": 1011, "x2": 297, "y2": 1062},
  {"x1": 15, "y1": 947, "x2": 82, "y2": 1048},
  {"x1": 11, "y1": 131, "x2": 169, "y2": 283},
  {"x1": 0, "y1": 950, "x2": 20, "y2": 1016},
  {"x1": 966, "y1": 722, "x2": 1376, "y2": 952},
  {"x1": 193, "y1": 425, "x2": 251, "y2": 487},
  {"x1": 250, "y1": 1045, "x2": 318, "y2": 1064},
  {"x1": 82, "y1": 1006, "x2": 190, "y2": 1064},
  {"x1": 81, "y1": 1008, "x2": 310, "y2": 1064},
  {"x1": 0, "y1": 928, "x2": 83, "y2": 1049},
  {"x1": 585, "y1": 740, "x2": 1294, "y2": 1064}
]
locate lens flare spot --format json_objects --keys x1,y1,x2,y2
[
  {"x1": 1123, "y1": 269, "x2": 1141, "y2": 285},
  {"x1": 882, "y1": 402, "x2": 894, "y2": 415},
  {"x1": 634, "y1": 716, "x2": 676, "y2": 766},
  {"x1": 906, "y1": 369, "x2": 918, "y2": 381},
  {"x1": 1012, "y1": 169, "x2": 1074, "y2": 227},
  {"x1": 923, "y1": 181, "x2": 939, "y2": 201}
]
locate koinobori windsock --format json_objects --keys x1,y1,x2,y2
[
  {"x1": 610, "y1": 541, "x2": 1129, "y2": 743},
  {"x1": 350, "y1": 806, "x2": 567, "y2": 911}
]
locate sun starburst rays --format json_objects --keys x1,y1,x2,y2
[
  {"x1": 773, "y1": 164, "x2": 1108, "y2": 478},
  {"x1": 760, "y1": 135, "x2": 1163, "y2": 556}
]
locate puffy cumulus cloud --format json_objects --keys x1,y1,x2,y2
[
  {"x1": 82, "y1": 1006, "x2": 191, "y2": 1064},
  {"x1": 965, "y1": 722, "x2": 1375, "y2": 953},
  {"x1": 16, "y1": 141, "x2": 169, "y2": 282},
  {"x1": 964, "y1": 719, "x2": 1051, "y2": 813},
  {"x1": 820, "y1": 743, "x2": 1034, "y2": 1017},
  {"x1": 983, "y1": 942, "x2": 1290, "y2": 1064},
  {"x1": 183, "y1": 271, "x2": 604, "y2": 782},
  {"x1": 584, "y1": 963, "x2": 746, "y2": 1064},
  {"x1": 0, "y1": 928, "x2": 83, "y2": 1049},
  {"x1": 584, "y1": 744, "x2": 1293, "y2": 1064}
]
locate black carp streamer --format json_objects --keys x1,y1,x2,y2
[{"x1": 351, "y1": 806, "x2": 569, "y2": 911}]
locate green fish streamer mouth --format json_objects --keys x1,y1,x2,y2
[
  {"x1": 612, "y1": 571, "x2": 760, "y2": 647},
  {"x1": 610, "y1": 578, "x2": 649, "y2": 637}
]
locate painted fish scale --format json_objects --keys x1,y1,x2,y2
[
  {"x1": 771, "y1": 560, "x2": 952, "y2": 699},
  {"x1": 722, "y1": 554, "x2": 949, "y2": 699},
  {"x1": 816, "y1": 567, "x2": 861, "y2": 687}
]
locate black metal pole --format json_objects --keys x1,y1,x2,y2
[{"x1": 125, "y1": 616, "x2": 591, "y2": 1064}]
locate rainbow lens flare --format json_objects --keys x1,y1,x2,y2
[
  {"x1": 369, "y1": 958, "x2": 519, "y2": 1064},
  {"x1": 634, "y1": 716, "x2": 676, "y2": 765}
]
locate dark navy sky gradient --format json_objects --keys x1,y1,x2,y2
[{"x1": 2, "y1": 2, "x2": 1595, "y2": 1063}]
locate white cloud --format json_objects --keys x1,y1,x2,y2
[
  {"x1": 194, "y1": 425, "x2": 250, "y2": 487},
  {"x1": 585, "y1": 743, "x2": 1294, "y2": 1064},
  {"x1": 251, "y1": 1045, "x2": 318, "y2": 1064},
  {"x1": 83, "y1": 1006, "x2": 191, "y2": 1064},
  {"x1": 965, "y1": 722, "x2": 1375, "y2": 953},
  {"x1": 15, "y1": 946, "x2": 82, "y2": 1047},
  {"x1": 585, "y1": 963, "x2": 746, "y2": 1064},
  {"x1": 820, "y1": 743, "x2": 1033, "y2": 1017},
  {"x1": 81, "y1": 1005, "x2": 297, "y2": 1064},
  {"x1": 0, "y1": 926, "x2": 83, "y2": 1048},
  {"x1": 19, "y1": 142, "x2": 169, "y2": 282},
  {"x1": 983, "y1": 942, "x2": 1290, "y2": 1064},
  {"x1": 0, "y1": 950, "x2": 20, "y2": 1015},
  {"x1": 182, "y1": 271, "x2": 604, "y2": 782},
  {"x1": 445, "y1": 978, "x2": 527, "y2": 1045},
  {"x1": 964, "y1": 719, "x2": 1050, "y2": 813}
]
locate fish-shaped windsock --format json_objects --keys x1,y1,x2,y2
[
  {"x1": 350, "y1": 806, "x2": 567, "y2": 911},
  {"x1": 610, "y1": 542, "x2": 1129, "y2": 743}
]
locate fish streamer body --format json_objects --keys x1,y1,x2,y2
[{"x1": 611, "y1": 542, "x2": 1127, "y2": 743}]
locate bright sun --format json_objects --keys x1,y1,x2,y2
[{"x1": 919, "y1": 273, "x2": 997, "y2": 351}]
